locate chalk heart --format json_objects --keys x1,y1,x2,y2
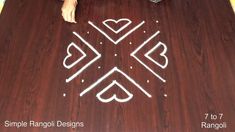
[
  {"x1": 96, "y1": 81, "x2": 133, "y2": 103},
  {"x1": 102, "y1": 18, "x2": 132, "y2": 34},
  {"x1": 63, "y1": 42, "x2": 86, "y2": 69},
  {"x1": 145, "y1": 42, "x2": 168, "y2": 69}
]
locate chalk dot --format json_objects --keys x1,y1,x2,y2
[
  {"x1": 98, "y1": 66, "x2": 101, "y2": 69},
  {"x1": 147, "y1": 80, "x2": 150, "y2": 83},
  {"x1": 81, "y1": 79, "x2": 85, "y2": 83},
  {"x1": 164, "y1": 94, "x2": 168, "y2": 97},
  {"x1": 156, "y1": 20, "x2": 159, "y2": 23},
  {"x1": 129, "y1": 42, "x2": 132, "y2": 45},
  {"x1": 114, "y1": 54, "x2": 117, "y2": 57},
  {"x1": 143, "y1": 31, "x2": 146, "y2": 33},
  {"x1": 99, "y1": 42, "x2": 103, "y2": 45},
  {"x1": 63, "y1": 93, "x2": 66, "y2": 97},
  {"x1": 87, "y1": 31, "x2": 90, "y2": 34},
  {"x1": 130, "y1": 66, "x2": 133, "y2": 69}
]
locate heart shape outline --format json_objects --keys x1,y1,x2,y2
[
  {"x1": 102, "y1": 18, "x2": 132, "y2": 34},
  {"x1": 63, "y1": 42, "x2": 86, "y2": 69},
  {"x1": 96, "y1": 80, "x2": 133, "y2": 103},
  {"x1": 144, "y1": 41, "x2": 168, "y2": 69}
]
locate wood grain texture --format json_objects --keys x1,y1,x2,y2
[{"x1": 0, "y1": 0, "x2": 235, "y2": 132}]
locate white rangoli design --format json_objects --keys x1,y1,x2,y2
[
  {"x1": 144, "y1": 41, "x2": 168, "y2": 69},
  {"x1": 88, "y1": 20, "x2": 145, "y2": 45},
  {"x1": 96, "y1": 80, "x2": 133, "y2": 103},
  {"x1": 63, "y1": 42, "x2": 86, "y2": 69},
  {"x1": 63, "y1": 18, "x2": 168, "y2": 103},
  {"x1": 102, "y1": 18, "x2": 132, "y2": 34}
]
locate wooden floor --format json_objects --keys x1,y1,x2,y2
[{"x1": 0, "y1": 0, "x2": 235, "y2": 131}]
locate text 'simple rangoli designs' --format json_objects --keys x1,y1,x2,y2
[{"x1": 63, "y1": 18, "x2": 168, "y2": 103}]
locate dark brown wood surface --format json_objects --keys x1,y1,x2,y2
[{"x1": 0, "y1": 0, "x2": 235, "y2": 131}]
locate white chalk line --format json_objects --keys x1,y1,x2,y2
[
  {"x1": 88, "y1": 20, "x2": 145, "y2": 45},
  {"x1": 96, "y1": 80, "x2": 133, "y2": 103},
  {"x1": 130, "y1": 31, "x2": 166, "y2": 83},
  {"x1": 131, "y1": 31, "x2": 160, "y2": 55},
  {"x1": 144, "y1": 41, "x2": 168, "y2": 69},
  {"x1": 73, "y1": 31, "x2": 101, "y2": 55},
  {"x1": 63, "y1": 42, "x2": 86, "y2": 69},
  {"x1": 80, "y1": 67, "x2": 152, "y2": 98},
  {"x1": 66, "y1": 32, "x2": 101, "y2": 83},
  {"x1": 102, "y1": 18, "x2": 132, "y2": 34}
]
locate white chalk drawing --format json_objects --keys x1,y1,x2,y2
[
  {"x1": 80, "y1": 67, "x2": 152, "y2": 98},
  {"x1": 63, "y1": 42, "x2": 86, "y2": 69},
  {"x1": 65, "y1": 32, "x2": 101, "y2": 83},
  {"x1": 88, "y1": 19, "x2": 145, "y2": 45},
  {"x1": 164, "y1": 94, "x2": 167, "y2": 97},
  {"x1": 144, "y1": 41, "x2": 168, "y2": 69},
  {"x1": 130, "y1": 31, "x2": 166, "y2": 83},
  {"x1": 102, "y1": 19, "x2": 132, "y2": 34},
  {"x1": 63, "y1": 19, "x2": 168, "y2": 103},
  {"x1": 96, "y1": 80, "x2": 133, "y2": 103}
]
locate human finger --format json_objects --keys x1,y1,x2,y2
[{"x1": 71, "y1": 10, "x2": 77, "y2": 23}]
